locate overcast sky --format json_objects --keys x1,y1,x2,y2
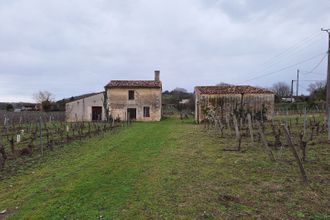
[{"x1": 0, "y1": 0, "x2": 329, "y2": 102}]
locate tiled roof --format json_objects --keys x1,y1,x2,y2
[
  {"x1": 105, "y1": 80, "x2": 162, "y2": 88},
  {"x1": 195, "y1": 85, "x2": 274, "y2": 95},
  {"x1": 64, "y1": 92, "x2": 104, "y2": 104}
]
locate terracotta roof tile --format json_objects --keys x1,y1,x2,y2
[
  {"x1": 195, "y1": 85, "x2": 273, "y2": 95},
  {"x1": 105, "y1": 80, "x2": 162, "y2": 88}
]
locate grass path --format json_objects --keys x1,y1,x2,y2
[
  {"x1": 0, "y1": 119, "x2": 187, "y2": 219},
  {"x1": 0, "y1": 118, "x2": 329, "y2": 219}
]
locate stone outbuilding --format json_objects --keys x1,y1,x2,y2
[
  {"x1": 195, "y1": 85, "x2": 274, "y2": 123},
  {"x1": 65, "y1": 92, "x2": 106, "y2": 122},
  {"x1": 105, "y1": 71, "x2": 162, "y2": 121}
]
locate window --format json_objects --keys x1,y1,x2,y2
[
  {"x1": 143, "y1": 106, "x2": 150, "y2": 117},
  {"x1": 128, "y1": 90, "x2": 135, "y2": 100}
]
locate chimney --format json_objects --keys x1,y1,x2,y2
[{"x1": 154, "y1": 70, "x2": 160, "y2": 81}]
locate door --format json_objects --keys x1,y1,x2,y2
[
  {"x1": 92, "y1": 106, "x2": 102, "y2": 121},
  {"x1": 127, "y1": 108, "x2": 136, "y2": 120}
]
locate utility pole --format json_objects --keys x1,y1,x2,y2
[
  {"x1": 291, "y1": 80, "x2": 294, "y2": 102},
  {"x1": 296, "y1": 69, "x2": 299, "y2": 96},
  {"x1": 321, "y1": 28, "x2": 330, "y2": 143}
]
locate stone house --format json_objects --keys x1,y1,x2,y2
[
  {"x1": 65, "y1": 92, "x2": 106, "y2": 122},
  {"x1": 195, "y1": 85, "x2": 274, "y2": 123},
  {"x1": 105, "y1": 71, "x2": 162, "y2": 121}
]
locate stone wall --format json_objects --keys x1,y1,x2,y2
[
  {"x1": 107, "y1": 88, "x2": 162, "y2": 121},
  {"x1": 65, "y1": 93, "x2": 106, "y2": 122},
  {"x1": 195, "y1": 92, "x2": 274, "y2": 122}
]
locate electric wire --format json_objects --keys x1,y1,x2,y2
[
  {"x1": 242, "y1": 52, "x2": 326, "y2": 83},
  {"x1": 239, "y1": 32, "x2": 324, "y2": 84},
  {"x1": 260, "y1": 32, "x2": 322, "y2": 67},
  {"x1": 300, "y1": 54, "x2": 327, "y2": 75}
]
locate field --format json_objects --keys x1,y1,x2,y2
[
  {"x1": 0, "y1": 111, "x2": 121, "y2": 177},
  {"x1": 0, "y1": 117, "x2": 329, "y2": 219}
]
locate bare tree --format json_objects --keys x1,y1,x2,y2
[
  {"x1": 271, "y1": 82, "x2": 291, "y2": 98},
  {"x1": 33, "y1": 91, "x2": 54, "y2": 111},
  {"x1": 307, "y1": 81, "x2": 326, "y2": 93},
  {"x1": 308, "y1": 80, "x2": 326, "y2": 102}
]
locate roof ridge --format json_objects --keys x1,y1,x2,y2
[
  {"x1": 105, "y1": 80, "x2": 162, "y2": 88},
  {"x1": 110, "y1": 80, "x2": 157, "y2": 81},
  {"x1": 195, "y1": 85, "x2": 273, "y2": 95}
]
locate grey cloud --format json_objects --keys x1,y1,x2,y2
[{"x1": 0, "y1": 0, "x2": 329, "y2": 102}]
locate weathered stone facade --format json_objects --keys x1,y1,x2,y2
[
  {"x1": 66, "y1": 92, "x2": 106, "y2": 122},
  {"x1": 107, "y1": 88, "x2": 162, "y2": 121},
  {"x1": 105, "y1": 71, "x2": 162, "y2": 121},
  {"x1": 195, "y1": 85, "x2": 275, "y2": 123}
]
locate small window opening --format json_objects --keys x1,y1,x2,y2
[
  {"x1": 143, "y1": 106, "x2": 150, "y2": 117},
  {"x1": 128, "y1": 90, "x2": 135, "y2": 100}
]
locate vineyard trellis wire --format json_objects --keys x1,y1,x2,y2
[
  {"x1": 0, "y1": 111, "x2": 66, "y2": 124},
  {"x1": 0, "y1": 111, "x2": 130, "y2": 174},
  {"x1": 200, "y1": 104, "x2": 327, "y2": 184},
  {"x1": 274, "y1": 102, "x2": 326, "y2": 116}
]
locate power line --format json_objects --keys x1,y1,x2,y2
[
  {"x1": 297, "y1": 79, "x2": 326, "y2": 95},
  {"x1": 242, "y1": 52, "x2": 326, "y2": 83},
  {"x1": 239, "y1": 32, "x2": 324, "y2": 84},
  {"x1": 321, "y1": 28, "x2": 330, "y2": 138},
  {"x1": 253, "y1": 32, "x2": 323, "y2": 73},
  {"x1": 297, "y1": 79, "x2": 325, "y2": 81},
  {"x1": 300, "y1": 70, "x2": 326, "y2": 75},
  {"x1": 260, "y1": 32, "x2": 322, "y2": 66},
  {"x1": 301, "y1": 54, "x2": 327, "y2": 74},
  {"x1": 293, "y1": 54, "x2": 327, "y2": 96}
]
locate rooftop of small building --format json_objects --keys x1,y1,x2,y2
[
  {"x1": 64, "y1": 92, "x2": 104, "y2": 104},
  {"x1": 105, "y1": 80, "x2": 162, "y2": 89},
  {"x1": 195, "y1": 85, "x2": 274, "y2": 95}
]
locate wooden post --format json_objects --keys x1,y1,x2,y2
[
  {"x1": 233, "y1": 115, "x2": 241, "y2": 151},
  {"x1": 66, "y1": 124, "x2": 70, "y2": 143},
  {"x1": 299, "y1": 131, "x2": 307, "y2": 162},
  {"x1": 310, "y1": 125, "x2": 315, "y2": 141},
  {"x1": 9, "y1": 136, "x2": 16, "y2": 158},
  {"x1": 257, "y1": 122, "x2": 275, "y2": 161},
  {"x1": 88, "y1": 122, "x2": 91, "y2": 138},
  {"x1": 285, "y1": 108, "x2": 289, "y2": 127},
  {"x1": 4, "y1": 117, "x2": 8, "y2": 135},
  {"x1": 247, "y1": 113, "x2": 254, "y2": 143},
  {"x1": 328, "y1": 111, "x2": 330, "y2": 143},
  {"x1": 217, "y1": 117, "x2": 224, "y2": 137},
  {"x1": 304, "y1": 107, "x2": 307, "y2": 136},
  {"x1": 282, "y1": 125, "x2": 308, "y2": 184},
  {"x1": 0, "y1": 143, "x2": 6, "y2": 170},
  {"x1": 39, "y1": 116, "x2": 43, "y2": 156},
  {"x1": 225, "y1": 115, "x2": 230, "y2": 129}
]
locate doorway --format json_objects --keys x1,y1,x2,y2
[
  {"x1": 92, "y1": 106, "x2": 102, "y2": 121},
  {"x1": 127, "y1": 108, "x2": 137, "y2": 120}
]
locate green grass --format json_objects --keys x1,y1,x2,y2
[{"x1": 0, "y1": 118, "x2": 329, "y2": 219}]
